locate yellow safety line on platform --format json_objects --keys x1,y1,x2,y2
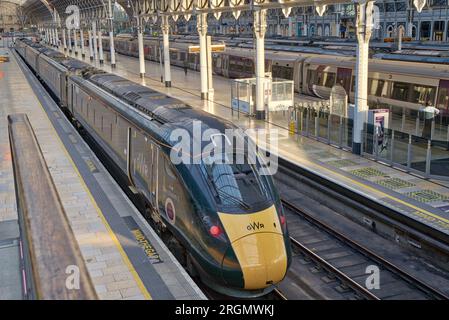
[{"x1": 11, "y1": 53, "x2": 152, "y2": 300}]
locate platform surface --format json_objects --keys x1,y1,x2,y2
[
  {"x1": 0, "y1": 48, "x2": 205, "y2": 300},
  {"x1": 60, "y1": 46, "x2": 449, "y2": 237}
]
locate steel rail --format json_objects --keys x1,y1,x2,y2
[{"x1": 282, "y1": 199, "x2": 449, "y2": 300}]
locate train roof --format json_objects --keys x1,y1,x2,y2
[
  {"x1": 373, "y1": 53, "x2": 449, "y2": 65},
  {"x1": 85, "y1": 73, "x2": 237, "y2": 146},
  {"x1": 305, "y1": 55, "x2": 449, "y2": 79}
]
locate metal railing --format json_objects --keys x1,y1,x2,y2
[
  {"x1": 277, "y1": 105, "x2": 449, "y2": 180},
  {"x1": 8, "y1": 113, "x2": 97, "y2": 300}
]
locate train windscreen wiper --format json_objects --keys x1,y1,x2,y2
[{"x1": 217, "y1": 189, "x2": 251, "y2": 210}]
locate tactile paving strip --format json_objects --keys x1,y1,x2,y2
[
  {"x1": 376, "y1": 178, "x2": 415, "y2": 190},
  {"x1": 349, "y1": 167, "x2": 388, "y2": 179},
  {"x1": 326, "y1": 159, "x2": 358, "y2": 168},
  {"x1": 405, "y1": 190, "x2": 449, "y2": 203},
  {"x1": 312, "y1": 151, "x2": 337, "y2": 159}
]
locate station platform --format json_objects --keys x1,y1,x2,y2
[
  {"x1": 0, "y1": 48, "x2": 205, "y2": 300},
  {"x1": 60, "y1": 47, "x2": 449, "y2": 238}
]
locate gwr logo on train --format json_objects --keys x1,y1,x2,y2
[{"x1": 247, "y1": 221, "x2": 265, "y2": 231}]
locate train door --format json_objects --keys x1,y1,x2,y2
[
  {"x1": 437, "y1": 80, "x2": 449, "y2": 112},
  {"x1": 148, "y1": 141, "x2": 159, "y2": 213},
  {"x1": 336, "y1": 68, "x2": 352, "y2": 94}
]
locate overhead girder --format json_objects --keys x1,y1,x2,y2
[{"x1": 21, "y1": 0, "x2": 432, "y2": 27}]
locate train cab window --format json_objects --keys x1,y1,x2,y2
[
  {"x1": 410, "y1": 84, "x2": 436, "y2": 105},
  {"x1": 391, "y1": 82, "x2": 410, "y2": 101},
  {"x1": 200, "y1": 150, "x2": 272, "y2": 212},
  {"x1": 189, "y1": 54, "x2": 196, "y2": 63}
]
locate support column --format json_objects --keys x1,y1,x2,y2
[
  {"x1": 353, "y1": 0, "x2": 374, "y2": 155},
  {"x1": 197, "y1": 13, "x2": 208, "y2": 100},
  {"x1": 137, "y1": 17, "x2": 145, "y2": 78},
  {"x1": 67, "y1": 28, "x2": 72, "y2": 52},
  {"x1": 80, "y1": 28, "x2": 85, "y2": 58},
  {"x1": 55, "y1": 28, "x2": 60, "y2": 48},
  {"x1": 88, "y1": 29, "x2": 94, "y2": 61},
  {"x1": 98, "y1": 28, "x2": 104, "y2": 64},
  {"x1": 161, "y1": 16, "x2": 171, "y2": 87},
  {"x1": 73, "y1": 28, "x2": 78, "y2": 55},
  {"x1": 62, "y1": 28, "x2": 67, "y2": 51},
  {"x1": 92, "y1": 21, "x2": 98, "y2": 60},
  {"x1": 254, "y1": 9, "x2": 267, "y2": 120},
  {"x1": 108, "y1": 0, "x2": 116, "y2": 68}
]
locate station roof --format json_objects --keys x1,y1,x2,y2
[{"x1": 21, "y1": 0, "x2": 348, "y2": 25}]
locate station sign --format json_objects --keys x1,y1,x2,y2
[{"x1": 188, "y1": 44, "x2": 226, "y2": 53}]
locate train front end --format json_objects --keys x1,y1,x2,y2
[{"x1": 191, "y1": 134, "x2": 292, "y2": 297}]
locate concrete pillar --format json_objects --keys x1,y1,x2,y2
[
  {"x1": 80, "y1": 28, "x2": 85, "y2": 58},
  {"x1": 197, "y1": 13, "x2": 208, "y2": 100},
  {"x1": 254, "y1": 9, "x2": 267, "y2": 120},
  {"x1": 161, "y1": 16, "x2": 171, "y2": 87},
  {"x1": 67, "y1": 28, "x2": 72, "y2": 52},
  {"x1": 108, "y1": 0, "x2": 116, "y2": 68},
  {"x1": 88, "y1": 29, "x2": 94, "y2": 60},
  {"x1": 73, "y1": 28, "x2": 78, "y2": 55},
  {"x1": 98, "y1": 29, "x2": 104, "y2": 64},
  {"x1": 55, "y1": 28, "x2": 59, "y2": 47},
  {"x1": 397, "y1": 25, "x2": 404, "y2": 51},
  {"x1": 92, "y1": 21, "x2": 98, "y2": 60},
  {"x1": 62, "y1": 28, "x2": 67, "y2": 51},
  {"x1": 353, "y1": 0, "x2": 375, "y2": 155},
  {"x1": 288, "y1": 17, "x2": 293, "y2": 37},
  {"x1": 137, "y1": 17, "x2": 145, "y2": 78}
]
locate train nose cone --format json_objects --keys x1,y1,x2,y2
[{"x1": 228, "y1": 232, "x2": 287, "y2": 290}]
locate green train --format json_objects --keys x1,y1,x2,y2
[{"x1": 15, "y1": 38, "x2": 292, "y2": 297}]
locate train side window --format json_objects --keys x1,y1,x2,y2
[
  {"x1": 411, "y1": 84, "x2": 436, "y2": 105},
  {"x1": 391, "y1": 81, "x2": 410, "y2": 101},
  {"x1": 324, "y1": 72, "x2": 336, "y2": 88},
  {"x1": 437, "y1": 86, "x2": 449, "y2": 110},
  {"x1": 369, "y1": 79, "x2": 386, "y2": 97},
  {"x1": 180, "y1": 52, "x2": 186, "y2": 61},
  {"x1": 164, "y1": 157, "x2": 177, "y2": 181}
]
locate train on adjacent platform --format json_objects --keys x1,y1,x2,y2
[
  {"x1": 14, "y1": 38, "x2": 292, "y2": 298},
  {"x1": 102, "y1": 34, "x2": 449, "y2": 115}
]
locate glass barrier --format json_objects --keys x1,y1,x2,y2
[
  {"x1": 318, "y1": 110, "x2": 329, "y2": 141},
  {"x1": 392, "y1": 131, "x2": 409, "y2": 167},
  {"x1": 342, "y1": 117, "x2": 353, "y2": 149},
  {"x1": 410, "y1": 135, "x2": 429, "y2": 175},
  {"x1": 430, "y1": 139, "x2": 449, "y2": 177},
  {"x1": 308, "y1": 109, "x2": 317, "y2": 137},
  {"x1": 377, "y1": 128, "x2": 393, "y2": 162},
  {"x1": 329, "y1": 114, "x2": 342, "y2": 146}
]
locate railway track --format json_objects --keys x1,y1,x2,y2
[{"x1": 281, "y1": 199, "x2": 449, "y2": 300}]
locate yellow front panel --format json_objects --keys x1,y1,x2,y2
[
  {"x1": 219, "y1": 205, "x2": 287, "y2": 289},
  {"x1": 218, "y1": 205, "x2": 282, "y2": 243},
  {"x1": 231, "y1": 233, "x2": 287, "y2": 289}
]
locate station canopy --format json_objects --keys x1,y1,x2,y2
[{"x1": 21, "y1": 0, "x2": 351, "y2": 25}]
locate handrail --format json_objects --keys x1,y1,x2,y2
[{"x1": 8, "y1": 113, "x2": 97, "y2": 300}]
